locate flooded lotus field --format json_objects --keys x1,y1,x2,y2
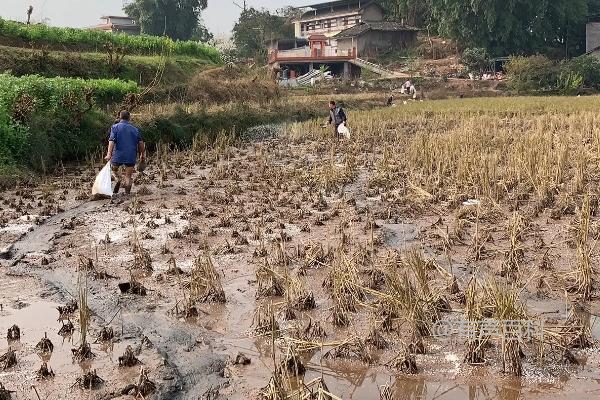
[{"x1": 1, "y1": 114, "x2": 600, "y2": 399}]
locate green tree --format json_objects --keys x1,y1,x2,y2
[
  {"x1": 379, "y1": 0, "x2": 433, "y2": 28},
  {"x1": 125, "y1": 0, "x2": 209, "y2": 41},
  {"x1": 276, "y1": 6, "x2": 304, "y2": 21},
  {"x1": 232, "y1": 7, "x2": 295, "y2": 61},
  {"x1": 191, "y1": 20, "x2": 213, "y2": 43},
  {"x1": 428, "y1": 0, "x2": 589, "y2": 56},
  {"x1": 381, "y1": 0, "x2": 600, "y2": 56}
]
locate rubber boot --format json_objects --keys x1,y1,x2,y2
[{"x1": 114, "y1": 180, "x2": 121, "y2": 194}]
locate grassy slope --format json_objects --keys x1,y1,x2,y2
[
  {"x1": 0, "y1": 37, "x2": 218, "y2": 187},
  {"x1": 0, "y1": 44, "x2": 215, "y2": 85},
  {"x1": 0, "y1": 18, "x2": 221, "y2": 61}
]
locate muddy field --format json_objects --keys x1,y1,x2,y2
[{"x1": 1, "y1": 111, "x2": 600, "y2": 400}]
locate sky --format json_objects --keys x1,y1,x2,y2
[{"x1": 1, "y1": 0, "x2": 296, "y2": 37}]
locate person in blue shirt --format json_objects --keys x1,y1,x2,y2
[{"x1": 104, "y1": 110, "x2": 145, "y2": 195}]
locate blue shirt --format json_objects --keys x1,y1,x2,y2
[{"x1": 109, "y1": 120, "x2": 142, "y2": 165}]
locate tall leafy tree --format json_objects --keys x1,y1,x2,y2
[
  {"x1": 276, "y1": 6, "x2": 304, "y2": 21},
  {"x1": 232, "y1": 8, "x2": 294, "y2": 60},
  {"x1": 429, "y1": 0, "x2": 589, "y2": 56},
  {"x1": 191, "y1": 19, "x2": 214, "y2": 43},
  {"x1": 379, "y1": 0, "x2": 433, "y2": 28},
  {"x1": 381, "y1": 0, "x2": 596, "y2": 57},
  {"x1": 125, "y1": 0, "x2": 209, "y2": 41}
]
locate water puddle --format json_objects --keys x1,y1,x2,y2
[
  {"x1": 242, "y1": 124, "x2": 283, "y2": 141},
  {"x1": 576, "y1": 308, "x2": 600, "y2": 341},
  {"x1": 0, "y1": 302, "x2": 81, "y2": 393},
  {"x1": 210, "y1": 276, "x2": 600, "y2": 400},
  {"x1": 0, "y1": 223, "x2": 33, "y2": 236},
  {"x1": 379, "y1": 221, "x2": 418, "y2": 248},
  {"x1": 0, "y1": 301, "x2": 147, "y2": 398}
]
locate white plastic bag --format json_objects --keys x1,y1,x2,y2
[
  {"x1": 337, "y1": 122, "x2": 351, "y2": 139},
  {"x1": 462, "y1": 199, "x2": 481, "y2": 206},
  {"x1": 92, "y1": 162, "x2": 113, "y2": 197}
]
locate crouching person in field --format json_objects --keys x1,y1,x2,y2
[
  {"x1": 327, "y1": 100, "x2": 347, "y2": 140},
  {"x1": 104, "y1": 110, "x2": 145, "y2": 195}
]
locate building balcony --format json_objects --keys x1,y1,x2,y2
[{"x1": 269, "y1": 46, "x2": 356, "y2": 64}]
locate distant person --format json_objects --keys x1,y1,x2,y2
[
  {"x1": 387, "y1": 95, "x2": 394, "y2": 107},
  {"x1": 104, "y1": 110, "x2": 145, "y2": 195},
  {"x1": 401, "y1": 80, "x2": 412, "y2": 94},
  {"x1": 410, "y1": 85, "x2": 417, "y2": 99},
  {"x1": 326, "y1": 100, "x2": 347, "y2": 140}
]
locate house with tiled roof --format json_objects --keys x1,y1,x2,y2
[
  {"x1": 293, "y1": 0, "x2": 384, "y2": 39},
  {"x1": 268, "y1": 0, "x2": 419, "y2": 80},
  {"x1": 335, "y1": 21, "x2": 418, "y2": 57},
  {"x1": 92, "y1": 16, "x2": 140, "y2": 35}
]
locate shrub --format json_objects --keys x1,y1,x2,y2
[
  {"x1": 0, "y1": 73, "x2": 138, "y2": 112},
  {"x1": 0, "y1": 108, "x2": 29, "y2": 165},
  {"x1": 25, "y1": 109, "x2": 111, "y2": 170},
  {"x1": 505, "y1": 55, "x2": 559, "y2": 92},
  {"x1": 0, "y1": 74, "x2": 131, "y2": 171},
  {"x1": 506, "y1": 54, "x2": 600, "y2": 93},
  {"x1": 555, "y1": 71, "x2": 584, "y2": 95},
  {"x1": 187, "y1": 65, "x2": 280, "y2": 104},
  {"x1": 560, "y1": 55, "x2": 600, "y2": 88},
  {"x1": 462, "y1": 48, "x2": 490, "y2": 74}
]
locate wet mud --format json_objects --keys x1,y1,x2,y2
[{"x1": 1, "y1": 125, "x2": 600, "y2": 399}]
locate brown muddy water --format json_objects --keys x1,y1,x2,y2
[{"x1": 1, "y1": 125, "x2": 600, "y2": 399}]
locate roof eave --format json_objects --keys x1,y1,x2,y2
[
  {"x1": 100, "y1": 15, "x2": 133, "y2": 19},
  {"x1": 586, "y1": 45, "x2": 600, "y2": 54},
  {"x1": 334, "y1": 23, "x2": 420, "y2": 39},
  {"x1": 335, "y1": 29, "x2": 370, "y2": 39},
  {"x1": 302, "y1": 0, "x2": 378, "y2": 11},
  {"x1": 359, "y1": 1, "x2": 382, "y2": 12}
]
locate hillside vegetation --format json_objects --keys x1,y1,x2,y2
[
  {"x1": 0, "y1": 17, "x2": 220, "y2": 61},
  {"x1": 0, "y1": 17, "x2": 230, "y2": 185},
  {"x1": 187, "y1": 65, "x2": 281, "y2": 104},
  {"x1": 0, "y1": 45, "x2": 213, "y2": 85},
  {"x1": 0, "y1": 73, "x2": 138, "y2": 107},
  {"x1": 0, "y1": 74, "x2": 138, "y2": 172}
]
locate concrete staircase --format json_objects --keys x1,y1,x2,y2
[
  {"x1": 350, "y1": 58, "x2": 403, "y2": 78},
  {"x1": 296, "y1": 69, "x2": 323, "y2": 85}
]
